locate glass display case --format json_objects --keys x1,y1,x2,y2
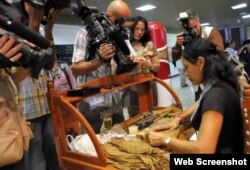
[{"x1": 47, "y1": 72, "x2": 184, "y2": 170}]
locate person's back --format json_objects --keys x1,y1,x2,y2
[{"x1": 193, "y1": 81, "x2": 243, "y2": 153}]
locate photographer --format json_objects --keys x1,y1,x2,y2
[
  {"x1": 15, "y1": 1, "x2": 60, "y2": 170},
  {"x1": 172, "y1": 10, "x2": 224, "y2": 100},
  {"x1": 72, "y1": 0, "x2": 132, "y2": 133}
]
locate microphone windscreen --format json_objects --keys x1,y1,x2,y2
[{"x1": 111, "y1": 30, "x2": 130, "y2": 55}]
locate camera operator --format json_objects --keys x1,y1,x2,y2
[
  {"x1": 13, "y1": 1, "x2": 60, "y2": 170},
  {"x1": 0, "y1": 34, "x2": 35, "y2": 170},
  {"x1": 72, "y1": 0, "x2": 132, "y2": 133},
  {"x1": 172, "y1": 9, "x2": 224, "y2": 100}
]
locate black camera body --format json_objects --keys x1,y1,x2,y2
[
  {"x1": 179, "y1": 12, "x2": 196, "y2": 46},
  {"x1": 0, "y1": 0, "x2": 53, "y2": 78},
  {"x1": 71, "y1": 0, "x2": 136, "y2": 74},
  {"x1": 71, "y1": 0, "x2": 131, "y2": 56}
]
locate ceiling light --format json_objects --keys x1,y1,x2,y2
[
  {"x1": 200, "y1": 23, "x2": 210, "y2": 26},
  {"x1": 231, "y1": 3, "x2": 247, "y2": 10},
  {"x1": 242, "y1": 14, "x2": 250, "y2": 19},
  {"x1": 136, "y1": 5, "x2": 156, "y2": 11}
]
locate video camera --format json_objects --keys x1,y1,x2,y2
[
  {"x1": 71, "y1": 0, "x2": 137, "y2": 74},
  {"x1": 0, "y1": 0, "x2": 53, "y2": 78},
  {"x1": 178, "y1": 12, "x2": 196, "y2": 46}
]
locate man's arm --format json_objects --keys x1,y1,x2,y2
[
  {"x1": 43, "y1": 8, "x2": 58, "y2": 70},
  {"x1": 72, "y1": 59, "x2": 103, "y2": 76},
  {"x1": 172, "y1": 33, "x2": 184, "y2": 65},
  {"x1": 172, "y1": 43, "x2": 182, "y2": 64},
  {"x1": 72, "y1": 43, "x2": 115, "y2": 76}
]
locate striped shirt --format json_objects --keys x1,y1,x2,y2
[{"x1": 18, "y1": 70, "x2": 50, "y2": 120}]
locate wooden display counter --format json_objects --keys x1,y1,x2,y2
[
  {"x1": 47, "y1": 73, "x2": 188, "y2": 170},
  {"x1": 242, "y1": 92, "x2": 250, "y2": 154}
]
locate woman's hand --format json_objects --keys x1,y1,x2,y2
[
  {"x1": 130, "y1": 56, "x2": 151, "y2": 70},
  {"x1": 151, "y1": 116, "x2": 182, "y2": 132},
  {"x1": 130, "y1": 56, "x2": 146, "y2": 63},
  {"x1": 148, "y1": 131, "x2": 166, "y2": 147}
]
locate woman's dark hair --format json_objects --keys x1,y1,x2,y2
[
  {"x1": 242, "y1": 39, "x2": 250, "y2": 46},
  {"x1": 183, "y1": 38, "x2": 240, "y2": 94},
  {"x1": 130, "y1": 16, "x2": 151, "y2": 46}
]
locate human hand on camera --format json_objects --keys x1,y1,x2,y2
[
  {"x1": 24, "y1": 1, "x2": 44, "y2": 32},
  {"x1": 176, "y1": 32, "x2": 185, "y2": 46},
  {"x1": 0, "y1": 34, "x2": 24, "y2": 62},
  {"x1": 97, "y1": 43, "x2": 116, "y2": 61},
  {"x1": 44, "y1": 8, "x2": 59, "y2": 42},
  {"x1": 44, "y1": 8, "x2": 58, "y2": 32}
]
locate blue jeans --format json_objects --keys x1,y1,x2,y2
[
  {"x1": 1, "y1": 157, "x2": 28, "y2": 170},
  {"x1": 24, "y1": 114, "x2": 60, "y2": 170}
]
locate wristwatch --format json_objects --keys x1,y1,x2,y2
[{"x1": 164, "y1": 137, "x2": 171, "y2": 146}]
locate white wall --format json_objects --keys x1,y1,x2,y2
[
  {"x1": 53, "y1": 24, "x2": 80, "y2": 44},
  {"x1": 167, "y1": 33, "x2": 177, "y2": 48}
]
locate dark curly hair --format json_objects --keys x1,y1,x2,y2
[
  {"x1": 130, "y1": 16, "x2": 151, "y2": 47},
  {"x1": 183, "y1": 38, "x2": 240, "y2": 94}
]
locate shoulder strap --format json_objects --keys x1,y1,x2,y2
[{"x1": 60, "y1": 64, "x2": 73, "y2": 89}]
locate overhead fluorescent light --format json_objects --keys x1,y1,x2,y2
[
  {"x1": 200, "y1": 23, "x2": 210, "y2": 26},
  {"x1": 136, "y1": 5, "x2": 156, "y2": 11},
  {"x1": 242, "y1": 14, "x2": 250, "y2": 19},
  {"x1": 231, "y1": 3, "x2": 247, "y2": 10}
]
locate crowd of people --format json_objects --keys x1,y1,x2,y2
[{"x1": 1, "y1": 0, "x2": 250, "y2": 169}]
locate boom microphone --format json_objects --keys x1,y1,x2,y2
[{"x1": 0, "y1": 13, "x2": 50, "y2": 49}]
